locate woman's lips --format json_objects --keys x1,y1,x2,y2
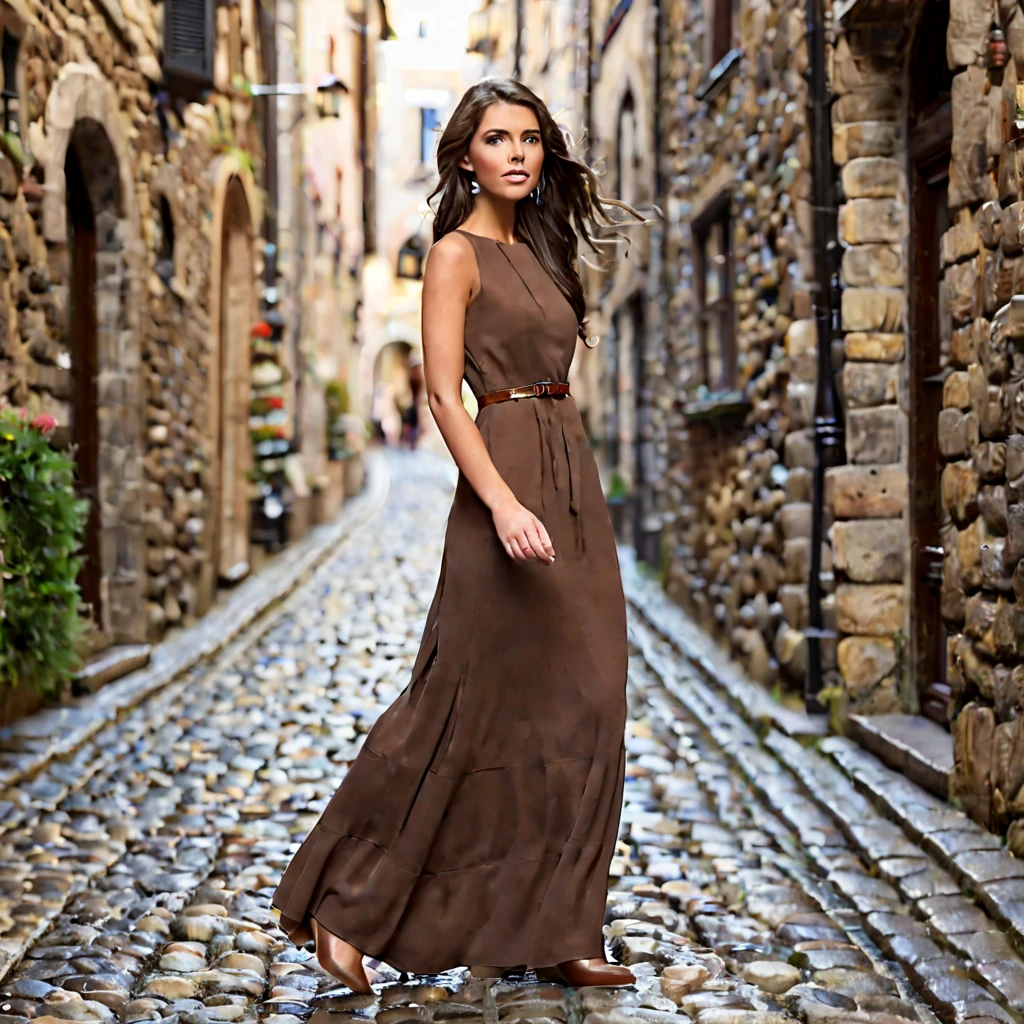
[{"x1": 503, "y1": 172, "x2": 529, "y2": 183}]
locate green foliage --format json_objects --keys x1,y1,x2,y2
[
  {"x1": 325, "y1": 380, "x2": 350, "y2": 418},
  {"x1": 606, "y1": 468, "x2": 630, "y2": 500},
  {"x1": 0, "y1": 411, "x2": 89, "y2": 696}
]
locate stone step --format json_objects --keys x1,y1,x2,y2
[
  {"x1": 817, "y1": 734, "x2": 1024, "y2": 949},
  {"x1": 847, "y1": 712, "x2": 953, "y2": 800}
]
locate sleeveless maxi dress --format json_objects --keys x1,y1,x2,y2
[{"x1": 271, "y1": 228, "x2": 628, "y2": 975}]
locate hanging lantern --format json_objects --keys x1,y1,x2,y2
[
  {"x1": 397, "y1": 235, "x2": 426, "y2": 280},
  {"x1": 988, "y1": 23, "x2": 1008, "y2": 68},
  {"x1": 315, "y1": 74, "x2": 348, "y2": 118}
]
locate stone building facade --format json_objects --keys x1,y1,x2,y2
[
  {"x1": 650, "y1": 0, "x2": 1024, "y2": 840},
  {"x1": 269, "y1": 0, "x2": 385, "y2": 504},
  {"x1": 656, "y1": 0, "x2": 819, "y2": 693},
  {"x1": 0, "y1": 0, "x2": 266, "y2": 656}
]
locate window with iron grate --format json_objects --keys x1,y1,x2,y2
[{"x1": 163, "y1": 0, "x2": 214, "y2": 89}]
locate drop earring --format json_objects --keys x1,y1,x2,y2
[
  {"x1": 471, "y1": 178, "x2": 480, "y2": 194},
  {"x1": 534, "y1": 168, "x2": 546, "y2": 207}
]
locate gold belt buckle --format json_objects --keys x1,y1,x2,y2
[{"x1": 510, "y1": 381, "x2": 543, "y2": 400}]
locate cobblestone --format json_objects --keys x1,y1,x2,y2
[{"x1": 0, "y1": 450, "x2": 1007, "y2": 1024}]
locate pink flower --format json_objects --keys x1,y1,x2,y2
[{"x1": 31, "y1": 414, "x2": 57, "y2": 433}]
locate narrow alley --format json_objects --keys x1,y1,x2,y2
[{"x1": 0, "y1": 451, "x2": 1017, "y2": 1024}]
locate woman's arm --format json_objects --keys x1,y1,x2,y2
[{"x1": 421, "y1": 234, "x2": 555, "y2": 564}]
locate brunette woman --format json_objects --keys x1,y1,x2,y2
[{"x1": 273, "y1": 77, "x2": 652, "y2": 989}]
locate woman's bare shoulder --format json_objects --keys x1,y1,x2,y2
[{"x1": 423, "y1": 231, "x2": 477, "y2": 290}]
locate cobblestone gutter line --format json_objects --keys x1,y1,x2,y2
[
  {"x1": 624, "y1": 569, "x2": 1024, "y2": 1024},
  {"x1": 0, "y1": 450, "x2": 391, "y2": 791}
]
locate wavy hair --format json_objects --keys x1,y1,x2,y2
[{"x1": 426, "y1": 78, "x2": 656, "y2": 344}]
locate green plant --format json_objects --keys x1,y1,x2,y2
[
  {"x1": 0, "y1": 410, "x2": 89, "y2": 696},
  {"x1": 606, "y1": 468, "x2": 630, "y2": 500},
  {"x1": 325, "y1": 380, "x2": 350, "y2": 417}
]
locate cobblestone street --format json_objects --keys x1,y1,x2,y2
[{"x1": 0, "y1": 450, "x2": 1021, "y2": 1024}]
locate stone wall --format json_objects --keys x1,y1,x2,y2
[
  {"x1": 658, "y1": 0, "x2": 825, "y2": 690},
  {"x1": 826, "y1": 10, "x2": 911, "y2": 715},
  {"x1": 0, "y1": 0, "x2": 265, "y2": 651},
  {"x1": 654, "y1": 0, "x2": 1024, "y2": 840},
  {"x1": 939, "y1": 0, "x2": 1024, "y2": 843}
]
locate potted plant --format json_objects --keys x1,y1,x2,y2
[
  {"x1": 0, "y1": 406, "x2": 89, "y2": 707},
  {"x1": 605, "y1": 468, "x2": 630, "y2": 541}
]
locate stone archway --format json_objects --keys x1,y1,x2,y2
[
  {"x1": 370, "y1": 340, "x2": 415, "y2": 445},
  {"x1": 358, "y1": 321, "x2": 422, "y2": 422},
  {"x1": 46, "y1": 64, "x2": 146, "y2": 648}
]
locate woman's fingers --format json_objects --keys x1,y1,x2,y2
[
  {"x1": 525, "y1": 522, "x2": 554, "y2": 563},
  {"x1": 508, "y1": 537, "x2": 527, "y2": 561},
  {"x1": 532, "y1": 520, "x2": 556, "y2": 561},
  {"x1": 516, "y1": 531, "x2": 541, "y2": 560}
]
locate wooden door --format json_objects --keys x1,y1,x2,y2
[{"x1": 66, "y1": 143, "x2": 103, "y2": 630}]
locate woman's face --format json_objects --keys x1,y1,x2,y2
[{"x1": 460, "y1": 102, "x2": 544, "y2": 202}]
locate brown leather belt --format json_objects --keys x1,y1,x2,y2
[{"x1": 478, "y1": 379, "x2": 570, "y2": 408}]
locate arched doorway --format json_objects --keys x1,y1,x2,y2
[
  {"x1": 907, "y1": 0, "x2": 954, "y2": 725},
  {"x1": 65, "y1": 118, "x2": 134, "y2": 646},
  {"x1": 213, "y1": 177, "x2": 254, "y2": 588}
]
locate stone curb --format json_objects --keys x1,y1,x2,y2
[
  {"x1": 618, "y1": 551, "x2": 827, "y2": 741},
  {"x1": 0, "y1": 447, "x2": 391, "y2": 793}
]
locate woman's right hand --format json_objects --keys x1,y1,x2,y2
[{"x1": 492, "y1": 496, "x2": 556, "y2": 564}]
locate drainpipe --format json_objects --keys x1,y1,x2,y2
[
  {"x1": 513, "y1": 0, "x2": 524, "y2": 78},
  {"x1": 584, "y1": 0, "x2": 592, "y2": 157},
  {"x1": 804, "y1": 0, "x2": 844, "y2": 713}
]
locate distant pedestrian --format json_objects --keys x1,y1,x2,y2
[{"x1": 273, "y1": 77, "x2": 653, "y2": 990}]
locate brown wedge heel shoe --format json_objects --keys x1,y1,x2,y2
[{"x1": 311, "y1": 919, "x2": 373, "y2": 993}]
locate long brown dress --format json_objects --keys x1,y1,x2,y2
[{"x1": 272, "y1": 227, "x2": 628, "y2": 975}]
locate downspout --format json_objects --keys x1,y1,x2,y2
[
  {"x1": 513, "y1": 0, "x2": 524, "y2": 78},
  {"x1": 804, "y1": 0, "x2": 844, "y2": 712},
  {"x1": 584, "y1": 0, "x2": 592, "y2": 156}
]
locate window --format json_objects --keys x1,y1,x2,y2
[
  {"x1": 711, "y1": 0, "x2": 733, "y2": 66},
  {"x1": 163, "y1": 0, "x2": 214, "y2": 87},
  {"x1": 420, "y1": 108, "x2": 440, "y2": 165},
  {"x1": 694, "y1": 196, "x2": 735, "y2": 391},
  {"x1": 1, "y1": 31, "x2": 18, "y2": 138},
  {"x1": 616, "y1": 93, "x2": 637, "y2": 208}
]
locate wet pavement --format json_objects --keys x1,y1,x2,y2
[{"x1": 0, "y1": 449, "x2": 1019, "y2": 1024}]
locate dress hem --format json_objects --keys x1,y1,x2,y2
[{"x1": 276, "y1": 904, "x2": 608, "y2": 976}]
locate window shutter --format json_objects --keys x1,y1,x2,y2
[{"x1": 164, "y1": 0, "x2": 214, "y2": 86}]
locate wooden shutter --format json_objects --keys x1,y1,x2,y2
[{"x1": 164, "y1": 0, "x2": 214, "y2": 86}]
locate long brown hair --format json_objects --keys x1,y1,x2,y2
[{"x1": 426, "y1": 78, "x2": 654, "y2": 344}]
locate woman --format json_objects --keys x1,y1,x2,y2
[{"x1": 272, "y1": 78, "x2": 651, "y2": 990}]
